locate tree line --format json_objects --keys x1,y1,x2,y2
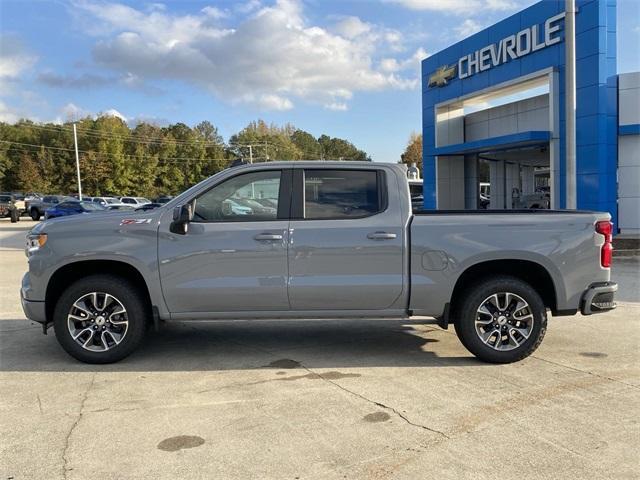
[{"x1": 0, "y1": 117, "x2": 370, "y2": 197}]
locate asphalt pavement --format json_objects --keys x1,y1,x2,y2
[{"x1": 1, "y1": 218, "x2": 638, "y2": 480}]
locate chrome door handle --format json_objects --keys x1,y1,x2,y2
[
  {"x1": 254, "y1": 233, "x2": 283, "y2": 241},
  {"x1": 367, "y1": 232, "x2": 397, "y2": 240}
]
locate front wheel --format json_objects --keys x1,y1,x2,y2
[
  {"x1": 53, "y1": 275, "x2": 148, "y2": 363},
  {"x1": 453, "y1": 276, "x2": 547, "y2": 363},
  {"x1": 10, "y1": 209, "x2": 18, "y2": 223},
  {"x1": 30, "y1": 209, "x2": 40, "y2": 221}
]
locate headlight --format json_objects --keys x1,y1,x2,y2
[{"x1": 26, "y1": 233, "x2": 47, "y2": 256}]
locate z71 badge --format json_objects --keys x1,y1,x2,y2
[{"x1": 120, "y1": 218, "x2": 152, "y2": 225}]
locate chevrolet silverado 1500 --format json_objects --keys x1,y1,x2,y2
[{"x1": 21, "y1": 162, "x2": 617, "y2": 364}]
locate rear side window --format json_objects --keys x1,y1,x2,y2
[
  {"x1": 303, "y1": 169, "x2": 385, "y2": 220},
  {"x1": 122, "y1": 198, "x2": 135, "y2": 204}
]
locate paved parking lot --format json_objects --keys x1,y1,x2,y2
[{"x1": 1, "y1": 219, "x2": 639, "y2": 479}]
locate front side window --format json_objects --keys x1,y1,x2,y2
[
  {"x1": 303, "y1": 169, "x2": 383, "y2": 219},
  {"x1": 193, "y1": 170, "x2": 281, "y2": 222},
  {"x1": 122, "y1": 198, "x2": 135, "y2": 204}
]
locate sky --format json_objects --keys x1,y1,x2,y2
[{"x1": 1, "y1": 0, "x2": 639, "y2": 162}]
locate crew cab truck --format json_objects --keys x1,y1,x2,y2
[{"x1": 21, "y1": 162, "x2": 617, "y2": 364}]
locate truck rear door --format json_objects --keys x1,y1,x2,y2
[{"x1": 287, "y1": 168, "x2": 404, "y2": 311}]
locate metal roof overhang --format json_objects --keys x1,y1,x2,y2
[{"x1": 431, "y1": 131, "x2": 551, "y2": 156}]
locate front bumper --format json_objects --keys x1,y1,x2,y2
[
  {"x1": 21, "y1": 292, "x2": 46, "y2": 324},
  {"x1": 580, "y1": 282, "x2": 617, "y2": 315},
  {"x1": 21, "y1": 272, "x2": 47, "y2": 324}
]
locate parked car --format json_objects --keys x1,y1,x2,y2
[
  {"x1": 134, "y1": 203, "x2": 162, "y2": 212},
  {"x1": 44, "y1": 200, "x2": 106, "y2": 219},
  {"x1": 21, "y1": 162, "x2": 617, "y2": 364},
  {"x1": 91, "y1": 197, "x2": 120, "y2": 207},
  {"x1": 23, "y1": 193, "x2": 42, "y2": 214},
  {"x1": 28, "y1": 195, "x2": 72, "y2": 221},
  {"x1": 1, "y1": 192, "x2": 26, "y2": 219},
  {"x1": 105, "y1": 204, "x2": 136, "y2": 211},
  {"x1": 234, "y1": 198, "x2": 276, "y2": 216},
  {"x1": 408, "y1": 180, "x2": 423, "y2": 211},
  {"x1": 0, "y1": 194, "x2": 22, "y2": 222},
  {"x1": 221, "y1": 198, "x2": 252, "y2": 216},
  {"x1": 120, "y1": 197, "x2": 151, "y2": 206},
  {"x1": 154, "y1": 195, "x2": 174, "y2": 204}
]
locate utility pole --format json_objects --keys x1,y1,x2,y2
[
  {"x1": 565, "y1": 0, "x2": 577, "y2": 209},
  {"x1": 248, "y1": 145, "x2": 253, "y2": 164},
  {"x1": 73, "y1": 123, "x2": 83, "y2": 200}
]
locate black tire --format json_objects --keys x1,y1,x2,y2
[
  {"x1": 53, "y1": 275, "x2": 148, "y2": 363},
  {"x1": 10, "y1": 209, "x2": 18, "y2": 223},
  {"x1": 453, "y1": 275, "x2": 547, "y2": 364},
  {"x1": 30, "y1": 209, "x2": 40, "y2": 221}
]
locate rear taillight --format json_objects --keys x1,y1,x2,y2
[{"x1": 595, "y1": 220, "x2": 613, "y2": 268}]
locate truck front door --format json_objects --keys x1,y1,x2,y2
[
  {"x1": 158, "y1": 169, "x2": 291, "y2": 313},
  {"x1": 287, "y1": 168, "x2": 404, "y2": 311}
]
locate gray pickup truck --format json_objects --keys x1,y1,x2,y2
[{"x1": 21, "y1": 162, "x2": 617, "y2": 364}]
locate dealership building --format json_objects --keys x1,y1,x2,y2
[{"x1": 421, "y1": 0, "x2": 639, "y2": 235}]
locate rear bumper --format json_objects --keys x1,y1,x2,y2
[{"x1": 580, "y1": 282, "x2": 617, "y2": 315}]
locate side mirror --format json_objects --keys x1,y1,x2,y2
[{"x1": 170, "y1": 204, "x2": 192, "y2": 234}]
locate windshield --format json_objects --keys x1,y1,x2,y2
[{"x1": 105, "y1": 198, "x2": 119, "y2": 204}]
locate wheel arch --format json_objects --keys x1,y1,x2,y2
[
  {"x1": 45, "y1": 260, "x2": 153, "y2": 324},
  {"x1": 449, "y1": 259, "x2": 559, "y2": 315}
]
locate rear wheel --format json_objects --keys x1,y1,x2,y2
[
  {"x1": 53, "y1": 275, "x2": 147, "y2": 363},
  {"x1": 30, "y1": 209, "x2": 40, "y2": 221},
  {"x1": 453, "y1": 276, "x2": 547, "y2": 363}
]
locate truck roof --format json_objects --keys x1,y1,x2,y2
[{"x1": 229, "y1": 160, "x2": 403, "y2": 171}]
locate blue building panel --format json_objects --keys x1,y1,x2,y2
[
  {"x1": 576, "y1": 26, "x2": 606, "y2": 59},
  {"x1": 421, "y1": 0, "x2": 617, "y2": 227}
]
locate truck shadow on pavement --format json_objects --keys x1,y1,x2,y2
[{"x1": 0, "y1": 318, "x2": 487, "y2": 372}]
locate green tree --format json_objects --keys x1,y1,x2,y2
[
  {"x1": 291, "y1": 130, "x2": 322, "y2": 159},
  {"x1": 400, "y1": 132, "x2": 422, "y2": 174}
]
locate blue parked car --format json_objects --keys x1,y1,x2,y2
[{"x1": 44, "y1": 200, "x2": 106, "y2": 219}]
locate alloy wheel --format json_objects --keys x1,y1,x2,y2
[
  {"x1": 474, "y1": 292, "x2": 534, "y2": 351},
  {"x1": 67, "y1": 292, "x2": 129, "y2": 352}
]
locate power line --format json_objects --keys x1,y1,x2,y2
[
  {"x1": 9, "y1": 123, "x2": 365, "y2": 159},
  {"x1": 17, "y1": 123, "x2": 226, "y2": 148},
  {"x1": 0, "y1": 140, "x2": 232, "y2": 163}
]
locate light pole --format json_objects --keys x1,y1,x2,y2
[
  {"x1": 565, "y1": 0, "x2": 577, "y2": 209},
  {"x1": 73, "y1": 123, "x2": 83, "y2": 200}
]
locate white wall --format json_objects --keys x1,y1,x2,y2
[
  {"x1": 618, "y1": 72, "x2": 640, "y2": 235},
  {"x1": 464, "y1": 94, "x2": 550, "y2": 141}
]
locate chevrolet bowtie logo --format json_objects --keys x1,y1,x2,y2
[{"x1": 428, "y1": 64, "x2": 457, "y2": 87}]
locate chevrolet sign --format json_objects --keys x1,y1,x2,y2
[
  {"x1": 428, "y1": 11, "x2": 566, "y2": 88},
  {"x1": 428, "y1": 64, "x2": 457, "y2": 87}
]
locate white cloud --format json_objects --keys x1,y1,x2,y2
[
  {"x1": 71, "y1": 0, "x2": 418, "y2": 110},
  {"x1": 0, "y1": 34, "x2": 38, "y2": 92},
  {"x1": 55, "y1": 103, "x2": 128, "y2": 123},
  {"x1": 380, "y1": 47, "x2": 429, "y2": 72},
  {"x1": 324, "y1": 102, "x2": 348, "y2": 111},
  {"x1": 60, "y1": 102, "x2": 94, "y2": 122},
  {"x1": 454, "y1": 19, "x2": 484, "y2": 38},
  {"x1": 201, "y1": 6, "x2": 228, "y2": 19},
  {"x1": 333, "y1": 16, "x2": 372, "y2": 39},
  {"x1": 100, "y1": 108, "x2": 128, "y2": 121},
  {"x1": 235, "y1": 0, "x2": 261, "y2": 14},
  {"x1": 0, "y1": 100, "x2": 21, "y2": 123},
  {"x1": 387, "y1": 0, "x2": 517, "y2": 14},
  {"x1": 254, "y1": 94, "x2": 294, "y2": 111}
]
